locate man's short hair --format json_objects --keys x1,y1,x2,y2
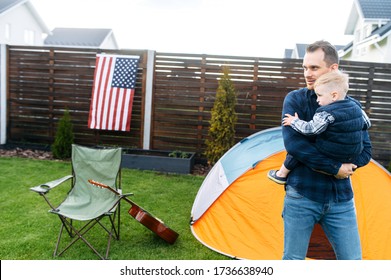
[{"x1": 306, "y1": 40, "x2": 339, "y2": 66}]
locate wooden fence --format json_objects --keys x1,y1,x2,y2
[
  {"x1": 2, "y1": 45, "x2": 391, "y2": 166},
  {"x1": 6, "y1": 46, "x2": 148, "y2": 148}
]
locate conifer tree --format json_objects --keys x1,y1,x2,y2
[
  {"x1": 51, "y1": 109, "x2": 74, "y2": 159},
  {"x1": 205, "y1": 67, "x2": 237, "y2": 165}
]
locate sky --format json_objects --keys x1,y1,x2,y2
[{"x1": 30, "y1": 0, "x2": 355, "y2": 58}]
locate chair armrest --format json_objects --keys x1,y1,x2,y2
[{"x1": 30, "y1": 175, "x2": 73, "y2": 194}]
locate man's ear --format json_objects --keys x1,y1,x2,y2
[{"x1": 330, "y1": 63, "x2": 339, "y2": 71}]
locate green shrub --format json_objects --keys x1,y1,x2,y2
[
  {"x1": 169, "y1": 150, "x2": 190, "y2": 158},
  {"x1": 51, "y1": 109, "x2": 74, "y2": 159},
  {"x1": 204, "y1": 67, "x2": 237, "y2": 165}
]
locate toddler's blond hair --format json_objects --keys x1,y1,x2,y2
[{"x1": 314, "y1": 71, "x2": 349, "y2": 98}]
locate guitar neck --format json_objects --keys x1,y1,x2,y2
[
  {"x1": 88, "y1": 179, "x2": 136, "y2": 206},
  {"x1": 88, "y1": 180, "x2": 119, "y2": 194}
]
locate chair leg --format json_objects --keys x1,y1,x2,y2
[
  {"x1": 106, "y1": 210, "x2": 121, "y2": 258},
  {"x1": 54, "y1": 215, "x2": 118, "y2": 260},
  {"x1": 55, "y1": 216, "x2": 105, "y2": 259},
  {"x1": 110, "y1": 211, "x2": 120, "y2": 240},
  {"x1": 117, "y1": 201, "x2": 121, "y2": 240},
  {"x1": 105, "y1": 231, "x2": 113, "y2": 259},
  {"x1": 97, "y1": 214, "x2": 119, "y2": 259},
  {"x1": 53, "y1": 222, "x2": 65, "y2": 257}
]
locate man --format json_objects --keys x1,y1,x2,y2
[{"x1": 281, "y1": 40, "x2": 372, "y2": 260}]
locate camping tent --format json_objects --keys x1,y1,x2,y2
[{"x1": 190, "y1": 127, "x2": 391, "y2": 260}]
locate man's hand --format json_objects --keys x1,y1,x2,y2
[{"x1": 335, "y1": 163, "x2": 357, "y2": 179}]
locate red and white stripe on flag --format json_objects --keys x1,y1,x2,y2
[{"x1": 88, "y1": 54, "x2": 139, "y2": 131}]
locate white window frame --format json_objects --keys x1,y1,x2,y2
[
  {"x1": 5, "y1": 23, "x2": 10, "y2": 41},
  {"x1": 24, "y1": 29, "x2": 35, "y2": 45}
]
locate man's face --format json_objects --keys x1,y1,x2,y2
[{"x1": 302, "y1": 48, "x2": 337, "y2": 90}]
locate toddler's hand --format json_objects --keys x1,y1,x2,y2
[{"x1": 282, "y1": 112, "x2": 299, "y2": 126}]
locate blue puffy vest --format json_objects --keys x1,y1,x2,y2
[{"x1": 315, "y1": 99, "x2": 365, "y2": 162}]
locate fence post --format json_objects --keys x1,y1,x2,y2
[
  {"x1": 250, "y1": 58, "x2": 259, "y2": 130},
  {"x1": 196, "y1": 55, "x2": 207, "y2": 154},
  {"x1": 0, "y1": 44, "x2": 7, "y2": 144},
  {"x1": 365, "y1": 66, "x2": 374, "y2": 115},
  {"x1": 142, "y1": 50, "x2": 155, "y2": 150}
]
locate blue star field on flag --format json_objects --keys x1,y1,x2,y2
[{"x1": 111, "y1": 57, "x2": 139, "y2": 89}]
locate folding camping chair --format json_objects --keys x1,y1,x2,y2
[{"x1": 30, "y1": 144, "x2": 126, "y2": 259}]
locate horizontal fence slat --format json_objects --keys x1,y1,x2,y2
[{"x1": 4, "y1": 46, "x2": 391, "y2": 167}]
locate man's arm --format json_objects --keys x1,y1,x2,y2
[
  {"x1": 346, "y1": 96, "x2": 372, "y2": 167},
  {"x1": 353, "y1": 129, "x2": 372, "y2": 168},
  {"x1": 334, "y1": 130, "x2": 371, "y2": 179},
  {"x1": 361, "y1": 109, "x2": 371, "y2": 130}
]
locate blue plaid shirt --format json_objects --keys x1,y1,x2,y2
[
  {"x1": 282, "y1": 88, "x2": 372, "y2": 203},
  {"x1": 290, "y1": 108, "x2": 371, "y2": 135}
]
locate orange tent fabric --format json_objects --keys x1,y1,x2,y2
[
  {"x1": 191, "y1": 151, "x2": 391, "y2": 260},
  {"x1": 351, "y1": 160, "x2": 391, "y2": 259}
]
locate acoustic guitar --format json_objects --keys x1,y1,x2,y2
[{"x1": 88, "y1": 179, "x2": 179, "y2": 244}]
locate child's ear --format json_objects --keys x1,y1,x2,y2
[{"x1": 331, "y1": 91, "x2": 339, "y2": 101}]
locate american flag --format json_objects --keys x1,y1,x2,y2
[{"x1": 88, "y1": 54, "x2": 139, "y2": 131}]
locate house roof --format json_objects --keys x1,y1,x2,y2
[
  {"x1": 359, "y1": 0, "x2": 391, "y2": 19},
  {"x1": 0, "y1": 0, "x2": 21, "y2": 14},
  {"x1": 345, "y1": 0, "x2": 391, "y2": 35},
  {"x1": 284, "y1": 49, "x2": 293, "y2": 58},
  {"x1": 0, "y1": 0, "x2": 24, "y2": 13},
  {"x1": 341, "y1": 0, "x2": 391, "y2": 56},
  {"x1": 44, "y1": 27, "x2": 117, "y2": 48},
  {"x1": 339, "y1": 41, "x2": 353, "y2": 57},
  {"x1": 295, "y1": 44, "x2": 308, "y2": 58},
  {"x1": 0, "y1": 0, "x2": 51, "y2": 34},
  {"x1": 371, "y1": 18, "x2": 391, "y2": 37}
]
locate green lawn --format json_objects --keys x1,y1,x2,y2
[{"x1": 0, "y1": 157, "x2": 229, "y2": 260}]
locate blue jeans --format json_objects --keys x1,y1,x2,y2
[{"x1": 282, "y1": 185, "x2": 362, "y2": 260}]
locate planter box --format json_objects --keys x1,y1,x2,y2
[{"x1": 121, "y1": 149, "x2": 195, "y2": 174}]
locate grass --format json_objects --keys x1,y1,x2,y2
[{"x1": 0, "y1": 156, "x2": 229, "y2": 260}]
